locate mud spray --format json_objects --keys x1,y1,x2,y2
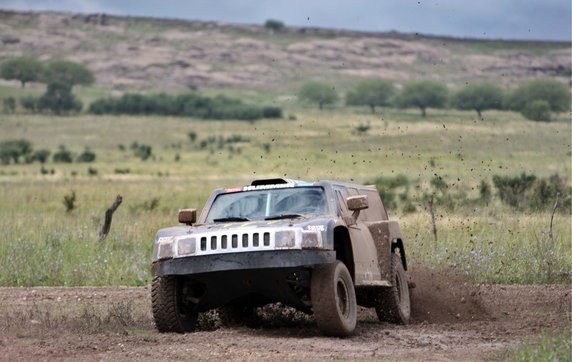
[{"x1": 409, "y1": 266, "x2": 490, "y2": 323}]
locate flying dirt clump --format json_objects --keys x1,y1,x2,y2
[{"x1": 409, "y1": 266, "x2": 490, "y2": 323}]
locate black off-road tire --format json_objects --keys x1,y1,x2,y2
[
  {"x1": 151, "y1": 275, "x2": 198, "y2": 333},
  {"x1": 375, "y1": 253, "x2": 411, "y2": 324},
  {"x1": 311, "y1": 261, "x2": 357, "y2": 336}
]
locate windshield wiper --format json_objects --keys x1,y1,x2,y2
[
  {"x1": 265, "y1": 214, "x2": 304, "y2": 221},
  {"x1": 213, "y1": 217, "x2": 250, "y2": 222}
]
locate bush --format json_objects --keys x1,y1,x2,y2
[
  {"x1": 76, "y1": 147, "x2": 96, "y2": 163},
  {"x1": 506, "y1": 79, "x2": 571, "y2": 112},
  {"x1": 20, "y1": 95, "x2": 39, "y2": 112},
  {"x1": 53, "y1": 145, "x2": 73, "y2": 163},
  {"x1": 262, "y1": 106, "x2": 282, "y2": 118},
  {"x1": 298, "y1": 81, "x2": 339, "y2": 110},
  {"x1": 521, "y1": 100, "x2": 551, "y2": 122},
  {"x1": 89, "y1": 92, "x2": 280, "y2": 121},
  {"x1": 3, "y1": 97, "x2": 16, "y2": 113},
  {"x1": 0, "y1": 138, "x2": 33, "y2": 164},
  {"x1": 37, "y1": 81, "x2": 82, "y2": 115},
  {"x1": 395, "y1": 80, "x2": 448, "y2": 117},
  {"x1": 63, "y1": 191, "x2": 76, "y2": 212},
  {"x1": 492, "y1": 173, "x2": 536, "y2": 208},
  {"x1": 133, "y1": 144, "x2": 152, "y2": 161},
  {"x1": 31, "y1": 149, "x2": 51, "y2": 164}
]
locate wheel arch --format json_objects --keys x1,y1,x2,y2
[
  {"x1": 392, "y1": 238, "x2": 407, "y2": 271},
  {"x1": 333, "y1": 226, "x2": 355, "y2": 281}
]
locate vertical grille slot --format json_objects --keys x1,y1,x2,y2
[
  {"x1": 253, "y1": 233, "x2": 259, "y2": 247},
  {"x1": 242, "y1": 234, "x2": 248, "y2": 248},
  {"x1": 263, "y1": 232, "x2": 270, "y2": 246},
  {"x1": 200, "y1": 237, "x2": 207, "y2": 251},
  {"x1": 231, "y1": 234, "x2": 238, "y2": 248},
  {"x1": 210, "y1": 236, "x2": 217, "y2": 250},
  {"x1": 221, "y1": 235, "x2": 227, "y2": 249}
]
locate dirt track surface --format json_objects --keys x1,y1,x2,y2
[{"x1": 0, "y1": 284, "x2": 569, "y2": 361}]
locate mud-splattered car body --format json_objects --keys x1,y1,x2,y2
[{"x1": 151, "y1": 178, "x2": 411, "y2": 336}]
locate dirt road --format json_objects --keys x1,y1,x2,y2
[{"x1": 0, "y1": 283, "x2": 569, "y2": 361}]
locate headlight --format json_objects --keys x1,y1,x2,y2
[
  {"x1": 177, "y1": 237, "x2": 196, "y2": 256},
  {"x1": 301, "y1": 230, "x2": 322, "y2": 249},
  {"x1": 156, "y1": 236, "x2": 176, "y2": 260},
  {"x1": 275, "y1": 230, "x2": 296, "y2": 248}
]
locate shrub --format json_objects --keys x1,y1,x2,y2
[
  {"x1": 76, "y1": 147, "x2": 96, "y2": 162},
  {"x1": 521, "y1": 100, "x2": 551, "y2": 122},
  {"x1": 492, "y1": 173, "x2": 537, "y2": 208},
  {"x1": 188, "y1": 131, "x2": 197, "y2": 142},
  {"x1": 298, "y1": 81, "x2": 339, "y2": 110},
  {"x1": 262, "y1": 106, "x2": 282, "y2": 118},
  {"x1": 53, "y1": 145, "x2": 73, "y2": 163},
  {"x1": 395, "y1": 80, "x2": 448, "y2": 117},
  {"x1": 114, "y1": 168, "x2": 130, "y2": 174},
  {"x1": 88, "y1": 92, "x2": 281, "y2": 121},
  {"x1": 133, "y1": 144, "x2": 152, "y2": 160},
  {"x1": 63, "y1": 191, "x2": 76, "y2": 212},
  {"x1": 20, "y1": 95, "x2": 39, "y2": 112},
  {"x1": 88, "y1": 167, "x2": 98, "y2": 176},
  {"x1": 3, "y1": 97, "x2": 16, "y2": 113},
  {"x1": 31, "y1": 149, "x2": 51, "y2": 164},
  {"x1": 38, "y1": 81, "x2": 83, "y2": 115}
]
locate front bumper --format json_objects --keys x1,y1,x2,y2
[{"x1": 152, "y1": 249, "x2": 336, "y2": 277}]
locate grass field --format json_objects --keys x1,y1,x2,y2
[{"x1": 0, "y1": 102, "x2": 570, "y2": 286}]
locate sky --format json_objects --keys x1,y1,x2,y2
[{"x1": 1, "y1": 0, "x2": 570, "y2": 42}]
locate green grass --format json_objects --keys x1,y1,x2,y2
[
  {"x1": 500, "y1": 333, "x2": 572, "y2": 361},
  {"x1": 0, "y1": 107, "x2": 570, "y2": 286}
]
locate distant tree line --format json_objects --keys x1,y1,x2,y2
[
  {"x1": 89, "y1": 93, "x2": 283, "y2": 121},
  {"x1": 0, "y1": 56, "x2": 94, "y2": 114},
  {"x1": 299, "y1": 78, "x2": 571, "y2": 122}
]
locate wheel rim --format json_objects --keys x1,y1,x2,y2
[{"x1": 336, "y1": 279, "x2": 350, "y2": 318}]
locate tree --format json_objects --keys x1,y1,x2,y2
[
  {"x1": 346, "y1": 79, "x2": 395, "y2": 113},
  {"x1": 43, "y1": 60, "x2": 95, "y2": 87},
  {"x1": 298, "y1": 81, "x2": 339, "y2": 110},
  {"x1": 521, "y1": 100, "x2": 551, "y2": 122},
  {"x1": 0, "y1": 56, "x2": 44, "y2": 88},
  {"x1": 506, "y1": 79, "x2": 570, "y2": 112},
  {"x1": 264, "y1": 19, "x2": 284, "y2": 31},
  {"x1": 450, "y1": 82, "x2": 503, "y2": 119},
  {"x1": 0, "y1": 138, "x2": 33, "y2": 164},
  {"x1": 38, "y1": 80, "x2": 83, "y2": 115},
  {"x1": 395, "y1": 80, "x2": 448, "y2": 117}
]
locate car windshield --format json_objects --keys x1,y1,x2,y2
[{"x1": 205, "y1": 187, "x2": 328, "y2": 222}]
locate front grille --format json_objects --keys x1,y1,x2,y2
[{"x1": 190, "y1": 230, "x2": 275, "y2": 256}]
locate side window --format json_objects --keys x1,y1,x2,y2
[{"x1": 334, "y1": 189, "x2": 347, "y2": 216}]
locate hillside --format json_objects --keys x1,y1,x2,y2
[{"x1": 0, "y1": 10, "x2": 570, "y2": 93}]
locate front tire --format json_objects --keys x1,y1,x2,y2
[
  {"x1": 311, "y1": 261, "x2": 357, "y2": 336},
  {"x1": 375, "y1": 253, "x2": 411, "y2": 324},
  {"x1": 151, "y1": 275, "x2": 198, "y2": 333}
]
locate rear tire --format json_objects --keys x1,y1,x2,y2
[
  {"x1": 151, "y1": 276, "x2": 198, "y2": 333},
  {"x1": 375, "y1": 253, "x2": 411, "y2": 324},
  {"x1": 311, "y1": 261, "x2": 357, "y2": 336}
]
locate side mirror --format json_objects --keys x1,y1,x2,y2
[
  {"x1": 347, "y1": 195, "x2": 368, "y2": 211},
  {"x1": 178, "y1": 209, "x2": 196, "y2": 225}
]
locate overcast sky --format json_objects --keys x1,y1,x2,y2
[{"x1": 1, "y1": 0, "x2": 570, "y2": 41}]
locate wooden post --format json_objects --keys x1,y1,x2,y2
[
  {"x1": 99, "y1": 195, "x2": 123, "y2": 242},
  {"x1": 429, "y1": 195, "x2": 438, "y2": 242}
]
